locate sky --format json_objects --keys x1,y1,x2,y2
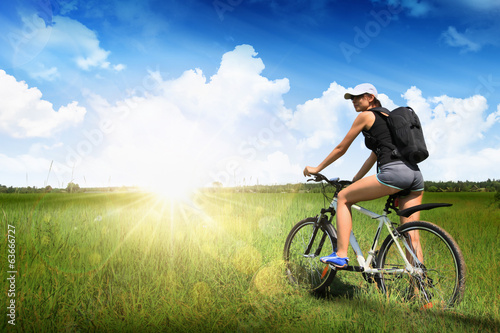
[{"x1": 0, "y1": 0, "x2": 499, "y2": 191}]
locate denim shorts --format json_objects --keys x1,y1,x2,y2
[{"x1": 377, "y1": 161, "x2": 424, "y2": 191}]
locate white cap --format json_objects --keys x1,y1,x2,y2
[{"x1": 344, "y1": 83, "x2": 378, "y2": 100}]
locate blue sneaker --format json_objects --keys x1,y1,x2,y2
[{"x1": 320, "y1": 252, "x2": 349, "y2": 268}]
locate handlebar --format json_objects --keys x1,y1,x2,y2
[{"x1": 306, "y1": 173, "x2": 352, "y2": 194}]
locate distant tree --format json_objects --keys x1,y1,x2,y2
[{"x1": 66, "y1": 182, "x2": 80, "y2": 193}]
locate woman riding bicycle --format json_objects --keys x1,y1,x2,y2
[{"x1": 303, "y1": 83, "x2": 424, "y2": 268}]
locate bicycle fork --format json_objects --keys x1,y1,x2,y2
[{"x1": 302, "y1": 210, "x2": 332, "y2": 258}]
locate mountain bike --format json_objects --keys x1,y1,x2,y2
[{"x1": 283, "y1": 173, "x2": 466, "y2": 309}]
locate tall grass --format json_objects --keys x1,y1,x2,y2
[{"x1": 1, "y1": 191, "x2": 498, "y2": 332}]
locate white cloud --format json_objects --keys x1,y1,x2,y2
[
  {"x1": 76, "y1": 49, "x2": 110, "y2": 70},
  {"x1": 441, "y1": 26, "x2": 481, "y2": 53},
  {"x1": 48, "y1": 16, "x2": 123, "y2": 71},
  {"x1": 30, "y1": 65, "x2": 59, "y2": 81},
  {"x1": 368, "y1": 1, "x2": 499, "y2": 53},
  {"x1": 283, "y1": 82, "x2": 352, "y2": 150},
  {"x1": 0, "y1": 70, "x2": 86, "y2": 138},
  {"x1": 131, "y1": 45, "x2": 291, "y2": 126},
  {"x1": 424, "y1": 147, "x2": 500, "y2": 181},
  {"x1": 58, "y1": 0, "x2": 79, "y2": 15},
  {"x1": 402, "y1": 86, "x2": 432, "y2": 123},
  {"x1": 377, "y1": 94, "x2": 398, "y2": 111},
  {"x1": 405, "y1": 87, "x2": 497, "y2": 149},
  {"x1": 426, "y1": 94, "x2": 491, "y2": 151},
  {"x1": 10, "y1": 14, "x2": 124, "y2": 75},
  {"x1": 369, "y1": 0, "x2": 433, "y2": 17},
  {"x1": 375, "y1": 0, "x2": 500, "y2": 16},
  {"x1": 3, "y1": 45, "x2": 499, "y2": 187},
  {"x1": 113, "y1": 64, "x2": 126, "y2": 71},
  {"x1": 452, "y1": 0, "x2": 500, "y2": 11},
  {"x1": 6, "y1": 14, "x2": 51, "y2": 68},
  {"x1": 243, "y1": 151, "x2": 303, "y2": 185},
  {"x1": 0, "y1": 152, "x2": 54, "y2": 185},
  {"x1": 402, "y1": 87, "x2": 500, "y2": 181},
  {"x1": 283, "y1": 83, "x2": 399, "y2": 152},
  {"x1": 401, "y1": 0, "x2": 433, "y2": 17},
  {"x1": 70, "y1": 45, "x2": 293, "y2": 187}
]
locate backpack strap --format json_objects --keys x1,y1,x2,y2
[
  {"x1": 367, "y1": 108, "x2": 396, "y2": 151},
  {"x1": 370, "y1": 107, "x2": 390, "y2": 116}
]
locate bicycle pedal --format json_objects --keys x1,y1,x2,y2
[{"x1": 329, "y1": 264, "x2": 348, "y2": 270}]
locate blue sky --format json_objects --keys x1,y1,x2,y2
[{"x1": 0, "y1": 0, "x2": 499, "y2": 190}]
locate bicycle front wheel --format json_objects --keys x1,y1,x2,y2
[
  {"x1": 377, "y1": 221, "x2": 466, "y2": 309},
  {"x1": 283, "y1": 217, "x2": 337, "y2": 293}
]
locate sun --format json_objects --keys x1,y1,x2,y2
[
  {"x1": 135, "y1": 145, "x2": 204, "y2": 202},
  {"x1": 137, "y1": 140, "x2": 208, "y2": 203},
  {"x1": 144, "y1": 173, "x2": 199, "y2": 202},
  {"x1": 100, "y1": 100, "x2": 221, "y2": 201}
]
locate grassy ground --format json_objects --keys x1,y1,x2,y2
[{"x1": 1, "y1": 191, "x2": 499, "y2": 332}]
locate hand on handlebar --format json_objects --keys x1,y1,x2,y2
[{"x1": 303, "y1": 166, "x2": 321, "y2": 177}]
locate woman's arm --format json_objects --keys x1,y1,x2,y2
[
  {"x1": 352, "y1": 151, "x2": 377, "y2": 182},
  {"x1": 303, "y1": 111, "x2": 374, "y2": 176}
]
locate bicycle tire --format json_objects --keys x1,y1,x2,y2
[
  {"x1": 283, "y1": 217, "x2": 337, "y2": 293},
  {"x1": 376, "y1": 221, "x2": 466, "y2": 309}
]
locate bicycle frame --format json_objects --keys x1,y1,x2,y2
[{"x1": 319, "y1": 197, "x2": 424, "y2": 276}]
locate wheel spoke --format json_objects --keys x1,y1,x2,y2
[
  {"x1": 377, "y1": 222, "x2": 465, "y2": 309},
  {"x1": 284, "y1": 218, "x2": 337, "y2": 293}
]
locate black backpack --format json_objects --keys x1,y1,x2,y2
[{"x1": 371, "y1": 106, "x2": 429, "y2": 165}]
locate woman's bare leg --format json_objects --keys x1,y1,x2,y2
[
  {"x1": 335, "y1": 175, "x2": 401, "y2": 258},
  {"x1": 398, "y1": 191, "x2": 424, "y2": 263}
]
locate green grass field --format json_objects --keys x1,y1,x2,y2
[{"x1": 1, "y1": 191, "x2": 499, "y2": 332}]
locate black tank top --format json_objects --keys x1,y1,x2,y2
[{"x1": 362, "y1": 110, "x2": 400, "y2": 166}]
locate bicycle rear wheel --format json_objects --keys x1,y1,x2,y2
[
  {"x1": 283, "y1": 217, "x2": 337, "y2": 293},
  {"x1": 377, "y1": 221, "x2": 466, "y2": 309}
]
